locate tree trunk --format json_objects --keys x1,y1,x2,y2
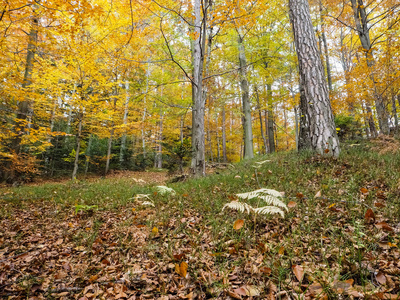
[
  {"x1": 365, "y1": 102, "x2": 378, "y2": 137},
  {"x1": 12, "y1": 5, "x2": 39, "y2": 154},
  {"x1": 72, "y1": 112, "x2": 82, "y2": 180},
  {"x1": 350, "y1": 0, "x2": 389, "y2": 134},
  {"x1": 238, "y1": 33, "x2": 254, "y2": 159},
  {"x1": 319, "y1": 1, "x2": 332, "y2": 92},
  {"x1": 191, "y1": 0, "x2": 207, "y2": 176},
  {"x1": 266, "y1": 84, "x2": 275, "y2": 153},
  {"x1": 84, "y1": 134, "x2": 93, "y2": 177},
  {"x1": 391, "y1": 92, "x2": 398, "y2": 135},
  {"x1": 222, "y1": 105, "x2": 227, "y2": 162},
  {"x1": 255, "y1": 86, "x2": 267, "y2": 154},
  {"x1": 105, "y1": 127, "x2": 114, "y2": 175},
  {"x1": 120, "y1": 81, "x2": 129, "y2": 168},
  {"x1": 289, "y1": 0, "x2": 340, "y2": 157}
]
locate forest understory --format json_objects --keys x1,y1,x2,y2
[{"x1": 1, "y1": 140, "x2": 400, "y2": 299}]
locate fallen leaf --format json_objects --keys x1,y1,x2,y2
[
  {"x1": 375, "y1": 222, "x2": 393, "y2": 232},
  {"x1": 314, "y1": 190, "x2": 321, "y2": 198},
  {"x1": 365, "y1": 208, "x2": 375, "y2": 223},
  {"x1": 287, "y1": 201, "x2": 297, "y2": 208},
  {"x1": 152, "y1": 227, "x2": 159, "y2": 234},
  {"x1": 233, "y1": 219, "x2": 244, "y2": 230},
  {"x1": 374, "y1": 202, "x2": 386, "y2": 208},
  {"x1": 292, "y1": 265, "x2": 304, "y2": 282},
  {"x1": 234, "y1": 287, "x2": 247, "y2": 296},
  {"x1": 376, "y1": 272, "x2": 386, "y2": 285},
  {"x1": 360, "y1": 187, "x2": 368, "y2": 194},
  {"x1": 259, "y1": 266, "x2": 272, "y2": 275}
]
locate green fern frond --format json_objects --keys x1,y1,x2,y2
[
  {"x1": 254, "y1": 206, "x2": 285, "y2": 217},
  {"x1": 222, "y1": 201, "x2": 254, "y2": 214}
]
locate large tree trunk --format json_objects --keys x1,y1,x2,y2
[
  {"x1": 12, "y1": 5, "x2": 39, "y2": 154},
  {"x1": 191, "y1": 0, "x2": 207, "y2": 176},
  {"x1": 238, "y1": 33, "x2": 254, "y2": 159},
  {"x1": 289, "y1": 0, "x2": 340, "y2": 157},
  {"x1": 350, "y1": 0, "x2": 389, "y2": 134}
]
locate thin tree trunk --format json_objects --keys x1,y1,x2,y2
[
  {"x1": 222, "y1": 105, "x2": 227, "y2": 162},
  {"x1": 289, "y1": 0, "x2": 340, "y2": 157},
  {"x1": 191, "y1": 0, "x2": 207, "y2": 176},
  {"x1": 12, "y1": 5, "x2": 39, "y2": 154},
  {"x1": 294, "y1": 105, "x2": 299, "y2": 150},
  {"x1": 255, "y1": 86, "x2": 267, "y2": 154},
  {"x1": 350, "y1": 0, "x2": 389, "y2": 134},
  {"x1": 105, "y1": 127, "x2": 114, "y2": 175},
  {"x1": 391, "y1": 92, "x2": 398, "y2": 135},
  {"x1": 361, "y1": 103, "x2": 370, "y2": 138},
  {"x1": 84, "y1": 134, "x2": 93, "y2": 177},
  {"x1": 120, "y1": 81, "x2": 130, "y2": 168},
  {"x1": 72, "y1": 112, "x2": 82, "y2": 180},
  {"x1": 365, "y1": 102, "x2": 378, "y2": 137},
  {"x1": 142, "y1": 63, "x2": 150, "y2": 158},
  {"x1": 319, "y1": 1, "x2": 332, "y2": 92},
  {"x1": 266, "y1": 84, "x2": 275, "y2": 153},
  {"x1": 238, "y1": 33, "x2": 254, "y2": 159}
]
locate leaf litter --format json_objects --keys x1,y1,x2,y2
[{"x1": 1, "y1": 152, "x2": 400, "y2": 299}]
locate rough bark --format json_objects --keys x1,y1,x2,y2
[
  {"x1": 289, "y1": 0, "x2": 340, "y2": 157},
  {"x1": 84, "y1": 134, "x2": 93, "y2": 176},
  {"x1": 238, "y1": 34, "x2": 254, "y2": 159}
]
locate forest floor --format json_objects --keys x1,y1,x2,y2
[{"x1": 1, "y1": 138, "x2": 400, "y2": 300}]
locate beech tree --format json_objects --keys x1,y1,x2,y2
[{"x1": 289, "y1": 0, "x2": 340, "y2": 157}]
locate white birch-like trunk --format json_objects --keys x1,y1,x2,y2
[{"x1": 238, "y1": 34, "x2": 254, "y2": 159}]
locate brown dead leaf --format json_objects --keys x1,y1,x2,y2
[
  {"x1": 375, "y1": 222, "x2": 393, "y2": 231},
  {"x1": 375, "y1": 202, "x2": 386, "y2": 208},
  {"x1": 292, "y1": 265, "x2": 304, "y2": 282},
  {"x1": 365, "y1": 208, "x2": 375, "y2": 223},
  {"x1": 287, "y1": 201, "x2": 297, "y2": 208},
  {"x1": 233, "y1": 219, "x2": 244, "y2": 230},
  {"x1": 175, "y1": 261, "x2": 188, "y2": 278},
  {"x1": 233, "y1": 287, "x2": 247, "y2": 296},
  {"x1": 314, "y1": 190, "x2": 321, "y2": 198},
  {"x1": 376, "y1": 272, "x2": 387, "y2": 285},
  {"x1": 360, "y1": 187, "x2": 369, "y2": 194},
  {"x1": 259, "y1": 266, "x2": 272, "y2": 275},
  {"x1": 228, "y1": 290, "x2": 242, "y2": 299}
]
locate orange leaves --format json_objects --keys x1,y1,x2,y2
[{"x1": 175, "y1": 261, "x2": 188, "y2": 278}]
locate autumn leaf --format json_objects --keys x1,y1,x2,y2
[
  {"x1": 314, "y1": 190, "x2": 321, "y2": 198},
  {"x1": 375, "y1": 222, "x2": 393, "y2": 231},
  {"x1": 287, "y1": 201, "x2": 297, "y2": 208},
  {"x1": 175, "y1": 261, "x2": 188, "y2": 278},
  {"x1": 292, "y1": 265, "x2": 304, "y2": 282},
  {"x1": 376, "y1": 272, "x2": 386, "y2": 285},
  {"x1": 233, "y1": 219, "x2": 244, "y2": 230},
  {"x1": 151, "y1": 226, "x2": 159, "y2": 234},
  {"x1": 365, "y1": 208, "x2": 375, "y2": 223}
]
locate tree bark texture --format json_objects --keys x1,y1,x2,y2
[
  {"x1": 191, "y1": 0, "x2": 207, "y2": 176},
  {"x1": 238, "y1": 34, "x2": 254, "y2": 159},
  {"x1": 289, "y1": 0, "x2": 340, "y2": 157}
]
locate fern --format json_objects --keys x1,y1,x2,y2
[
  {"x1": 156, "y1": 185, "x2": 176, "y2": 195},
  {"x1": 223, "y1": 188, "x2": 287, "y2": 217}
]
